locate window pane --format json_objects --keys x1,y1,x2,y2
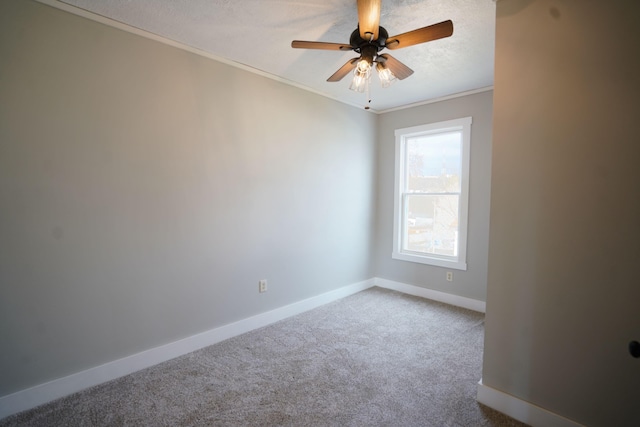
[
  {"x1": 406, "y1": 131, "x2": 462, "y2": 193},
  {"x1": 403, "y1": 194, "x2": 460, "y2": 256}
]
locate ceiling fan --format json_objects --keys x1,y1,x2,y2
[{"x1": 291, "y1": 0, "x2": 453, "y2": 92}]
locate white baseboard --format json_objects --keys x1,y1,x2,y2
[
  {"x1": 4, "y1": 276, "x2": 587, "y2": 425},
  {"x1": 374, "y1": 277, "x2": 486, "y2": 313},
  {"x1": 477, "y1": 380, "x2": 583, "y2": 427},
  {"x1": 0, "y1": 279, "x2": 375, "y2": 419},
  {"x1": 0, "y1": 278, "x2": 482, "y2": 419}
]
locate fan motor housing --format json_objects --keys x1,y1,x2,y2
[{"x1": 350, "y1": 26, "x2": 389, "y2": 52}]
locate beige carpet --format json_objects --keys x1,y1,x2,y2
[{"x1": 1, "y1": 287, "x2": 528, "y2": 426}]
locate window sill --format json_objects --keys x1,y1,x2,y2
[{"x1": 392, "y1": 251, "x2": 467, "y2": 271}]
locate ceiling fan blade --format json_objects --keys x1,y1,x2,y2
[
  {"x1": 386, "y1": 20, "x2": 453, "y2": 50},
  {"x1": 357, "y1": 0, "x2": 381, "y2": 41},
  {"x1": 327, "y1": 58, "x2": 360, "y2": 82},
  {"x1": 378, "y1": 54, "x2": 413, "y2": 80},
  {"x1": 291, "y1": 40, "x2": 353, "y2": 51}
]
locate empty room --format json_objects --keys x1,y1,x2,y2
[{"x1": 1, "y1": 1, "x2": 638, "y2": 426}]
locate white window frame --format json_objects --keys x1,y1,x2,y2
[{"x1": 392, "y1": 117, "x2": 472, "y2": 270}]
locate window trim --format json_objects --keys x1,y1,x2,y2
[{"x1": 392, "y1": 117, "x2": 472, "y2": 270}]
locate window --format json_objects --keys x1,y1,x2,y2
[{"x1": 393, "y1": 117, "x2": 472, "y2": 270}]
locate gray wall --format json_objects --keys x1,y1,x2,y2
[
  {"x1": 483, "y1": 1, "x2": 640, "y2": 425},
  {"x1": 0, "y1": 0, "x2": 376, "y2": 396},
  {"x1": 375, "y1": 91, "x2": 494, "y2": 302}
]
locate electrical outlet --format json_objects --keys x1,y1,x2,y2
[
  {"x1": 258, "y1": 279, "x2": 268, "y2": 293},
  {"x1": 446, "y1": 272, "x2": 453, "y2": 282}
]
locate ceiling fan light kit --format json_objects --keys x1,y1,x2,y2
[
  {"x1": 376, "y1": 62, "x2": 396, "y2": 88},
  {"x1": 349, "y1": 59, "x2": 372, "y2": 93},
  {"x1": 291, "y1": 0, "x2": 454, "y2": 107}
]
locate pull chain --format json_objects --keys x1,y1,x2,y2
[{"x1": 364, "y1": 77, "x2": 372, "y2": 110}]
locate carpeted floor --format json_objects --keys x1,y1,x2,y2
[{"x1": 1, "y1": 287, "x2": 528, "y2": 426}]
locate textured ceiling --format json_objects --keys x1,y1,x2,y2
[{"x1": 56, "y1": 0, "x2": 495, "y2": 112}]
